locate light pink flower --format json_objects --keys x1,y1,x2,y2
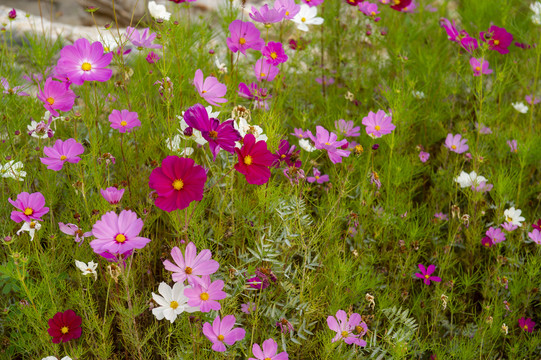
[
  {"x1": 40, "y1": 138, "x2": 85, "y2": 171},
  {"x1": 58, "y1": 223, "x2": 92, "y2": 243},
  {"x1": 361, "y1": 110, "x2": 395, "y2": 138},
  {"x1": 163, "y1": 242, "x2": 219, "y2": 285},
  {"x1": 100, "y1": 187, "x2": 125, "y2": 204},
  {"x1": 249, "y1": 338, "x2": 289, "y2": 360},
  {"x1": 326, "y1": 310, "x2": 368, "y2": 347},
  {"x1": 202, "y1": 315, "x2": 246, "y2": 352},
  {"x1": 193, "y1": 69, "x2": 227, "y2": 106},
  {"x1": 444, "y1": 133, "x2": 468, "y2": 154},
  {"x1": 184, "y1": 275, "x2": 227, "y2": 312}
]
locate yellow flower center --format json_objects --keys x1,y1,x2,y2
[
  {"x1": 200, "y1": 292, "x2": 209, "y2": 301},
  {"x1": 375, "y1": 125, "x2": 381, "y2": 131},
  {"x1": 451, "y1": 145, "x2": 457, "y2": 150},
  {"x1": 120, "y1": 120, "x2": 127, "y2": 126},
  {"x1": 239, "y1": 37, "x2": 246, "y2": 45},
  {"x1": 506, "y1": 216, "x2": 512, "y2": 222},
  {"x1": 8, "y1": 88, "x2": 14, "y2": 94},
  {"x1": 301, "y1": 17, "x2": 306, "y2": 22},
  {"x1": 315, "y1": 176, "x2": 320, "y2": 179},
  {"x1": 524, "y1": 325, "x2": 528, "y2": 331},
  {"x1": 394, "y1": 0, "x2": 401, "y2": 4},
  {"x1": 208, "y1": 130, "x2": 218, "y2": 139},
  {"x1": 355, "y1": 325, "x2": 363, "y2": 334},
  {"x1": 115, "y1": 234, "x2": 126, "y2": 243},
  {"x1": 244, "y1": 155, "x2": 253, "y2": 165},
  {"x1": 185, "y1": 266, "x2": 193, "y2": 274},
  {"x1": 280, "y1": 154, "x2": 286, "y2": 159},
  {"x1": 173, "y1": 179, "x2": 184, "y2": 190},
  {"x1": 29, "y1": 222, "x2": 36, "y2": 229},
  {"x1": 484, "y1": 242, "x2": 490, "y2": 247},
  {"x1": 371, "y1": 11, "x2": 376, "y2": 16},
  {"x1": 325, "y1": 142, "x2": 330, "y2": 145},
  {"x1": 217, "y1": 334, "x2": 225, "y2": 341},
  {"x1": 61, "y1": 326, "x2": 69, "y2": 334},
  {"x1": 425, "y1": 274, "x2": 430, "y2": 279},
  {"x1": 81, "y1": 62, "x2": 92, "y2": 71},
  {"x1": 270, "y1": 52, "x2": 278, "y2": 59},
  {"x1": 170, "y1": 301, "x2": 179, "y2": 309},
  {"x1": 493, "y1": 40, "x2": 500, "y2": 45},
  {"x1": 285, "y1": 11, "x2": 289, "y2": 16},
  {"x1": 261, "y1": 72, "x2": 266, "y2": 78},
  {"x1": 46, "y1": 97, "x2": 55, "y2": 105},
  {"x1": 60, "y1": 155, "x2": 67, "y2": 160},
  {"x1": 24, "y1": 208, "x2": 33, "y2": 216},
  {"x1": 202, "y1": 90, "x2": 207, "y2": 93},
  {"x1": 341, "y1": 331, "x2": 349, "y2": 338},
  {"x1": 475, "y1": 66, "x2": 481, "y2": 71}
]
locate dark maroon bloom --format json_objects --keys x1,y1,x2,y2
[
  {"x1": 480, "y1": 26, "x2": 513, "y2": 54},
  {"x1": 481, "y1": 236, "x2": 494, "y2": 248},
  {"x1": 515, "y1": 42, "x2": 533, "y2": 49},
  {"x1": 390, "y1": 0, "x2": 412, "y2": 11},
  {"x1": 234, "y1": 134, "x2": 275, "y2": 185},
  {"x1": 248, "y1": 267, "x2": 277, "y2": 289},
  {"x1": 273, "y1": 139, "x2": 301, "y2": 168},
  {"x1": 8, "y1": 8, "x2": 16, "y2": 19},
  {"x1": 344, "y1": 0, "x2": 362, "y2": 5},
  {"x1": 518, "y1": 317, "x2": 535, "y2": 333},
  {"x1": 533, "y1": 219, "x2": 541, "y2": 231},
  {"x1": 47, "y1": 309, "x2": 82, "y2": 343}
]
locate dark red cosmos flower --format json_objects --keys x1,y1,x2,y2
[
  {"x1": 344, "y1": 0, "x2": 363, "y2": 6},
  {"x1": 47, "y1": 309, "x2": 82, "y2": 343},
  {"x1": 390, "y1": 0, "x2": 412, "y2": 11},
  {"x1": 234, "y1": 134, "x2": 275, "y2": 185},
  {"x1": 532, "y1": 219, "x2": 541, "y2": 231}
]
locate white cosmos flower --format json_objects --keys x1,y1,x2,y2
[
  {"x1": 16, "y1": 221, "x2": 41, "y2": 241},
  {"x1": 531, "y1": 2, "x2": 541, "y2": 24},
  {"x1": 511, "y1": 102, "x2": 528, "y2": 113},
  {"x1": 454, "y1": 171, "x2": 487, "y2": 188},
  {"x1": 298, "y1": 138, "x2": 316, "y2": 152},
  {"x1": 152, "y1": 282, "x2": 199, "y2": 322},
  {"x1": 166, "y1": 135, "x2": 195, "y2": 156},
  {"x1": 503, "y1": 207, "x2": 525, "y2": 227},
  {"x1": 234, "y1": 118, "x2": 267, "y2": 148},
  {"x1": 148, "y1": 1, "x2": 171, "y2": 21},
  {"x1": 412, "y1": 90, "x2": 425, "y2": 99},
  {"x1": 27, "y1": 119, "x2": 53, "y2": 139},
  {"x1": 292, "y1": 4, "x2": 324, "y2": 32},
  {"x1": 215, "y1": 58, "x2": 228, "y2": 74},
  {"x1": 0, "y1": 160, "x2": 26, "y2": 181},
  {"x1": 42, "y1": 357, "x2": 72, "y2": 360},
  {"x1": 75, "y1": 260, "x2": 98, "y2": 280}
]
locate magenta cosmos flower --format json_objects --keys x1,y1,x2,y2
[
  {"x1": 273, "y1": 139, "x2": 301, "y2": 168},
  {"x1": 390, "y1": 0, "x2": 412, "y2": 11},
  {"x1": 445, "y1": 133, "x2": 469, "y2": 154},
  {"x1": 202, "y1": 315, "x2": 246, "y2": 352},
  {"x1": 90, "y1": 210, "x2": 151, "y2": 255},
  {"x1": 307, "y1": 168, "x2": 329, "y2": 184},
  {"x1": 518, "y1": 317, "x2": 535, "y2": 333},
  {"x1": 250, "y1": 4, "x2": 286, "y2": 25},
  {"x1": 275, "y1": 0, "x2": 300, "y2": 19},
  {"x1": 415, "y1": 264, "x2": 442, "y2": 285},
  {"x1": 309, "y1": 126, "x2": 350, "y2": 164},
  {"x1": 480, "y1": 25, "x2": 513, "y2": 54},
  {"x1": 226, "y1": 20, "x2": 265, "y2": 55},
  {"x1": 184, "y1": 275, "x2": 227, "y2": 313},
  {"x1": 108, "y1": 109, "x2": 141, "y2": 133},
  {"x1": 37, "y1": 78, "x2": 76, "y2": 117},
  {"x1": 528, "y1": 229, "x2": 541, "y2": 244},
  {"x1": 163, "y1": 242, "x2": 219, "y2": 285},
  {"x1": 100, "y1": 186, "x2": 125, "y2": 204},
  {"x1": 47, "y1": 309, "x2": 82, "y2": 344},
  {"x1": 41, "y1": 138, "x2": 85, "y2": 171},
  {"x1": 361, "y1": 110, "x2": 395, "y2": 138},
  {"x1": 234, "y1": 134, "x2": 275, "y2": 185},
  {"x1": 56, "y1": 38, "x2": 113, "y2": 86},
  {"x1": 327, "y1": 309, "x2": 368, "y2": 347},
  {"x1": 193, "y1": 69, "x2": 228, "y2": 107},
  {"x1": 254, "y1": 59, "x2": 280, "y2": 82},
  {"x1": 470, "y1": 58, "x2": 493, "y2": 76},
  {"x1": 302, "y1": 0, "x2": 324, "y2": 6},
  {"x1": 9, "y1": 192, "x2": 49, "y2": 223},
  {"x1": 485, "y1": 226, "x2": 506, "y2": 244},
  {"x1": 419, "y1": 151, "x2": 430, "y2": 163},
  {"x1": 148, "y1": 156, "x2": 207, "y2": 212},
  {"x1": 183, "y1": 103, "x2": 240, "y2": 160},
  {"x1": 126, "y1": 27, "x2": 162, "y2": 49},
  {"x1": 262, "y1": 42, "x2": 288, "y2": 66},
  {"x1": 359, "y1": 2, "x2": 379, "y2": 17},
  {"x1": 250, "y1": 338, "x2": 288, "y2": 360},
  {"x1": 1, "y1": 77, "x2": 29, "y2": 96}
]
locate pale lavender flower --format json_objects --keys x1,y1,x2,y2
[
  {"x1": 445, "y1": 133, "x2": 469, "y2": 154},
  {"x1": 334, "y1": 119, "x2": 360, "y2": 137},
  {"x1": 59, "y1": 222, "x2": 92, "y2": 244},
  {"x1": 506, "y1": 140, "x2": 518, "y2": 153}
]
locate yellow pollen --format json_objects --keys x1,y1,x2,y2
[
  {"x1": 185, "y1": 266, "x2": 193, "y2": 274},
  {"x1": 61, "y1": 326, "x2": 69, "y2": 334},
  {"x1": 244, "y1": 155, "x2": 253, "y2": 165},
  {"x1": 261, "y1": 72, "x2": 266, "y2": 78},
  {"x1": 239, "y1": 38, "x2": 246, "y2": 45},
  {"x1": 209, "y1": 130, "x2": 218, "y2": 139},
  {"x1": 281, "y1": 154, "x2": 286, "y2": 159},
  {"x1": 451, "y1": 145, "x2": 457, "y2": 150},
  {"x1": 173, "y1": 179, "x2": 184, "y2": 190},
  {"x1": 375, "y1": 125, "x2": 381, "y2": 131},
  {"x1": 60, "y1": 155, "x2": 67, "y2": 160},
  {"x1": 341, "y1": 331, "x2": 349, "y2": 338},
  {"x1": 8, "y1": 88, "x2": 14, "y2": 94},
  {"x1": 265, "y1": 358, "x2": 272, "y2": 360},
  {"x1": 355, "y1": 326, "x2": 363, "y2": 333},
  {"x1": 217, "y1": 334, "x2": 225, "y2": 341},
  {"x1": 493, "y1": 40, "x2": 500, "y2": 45},
  {"x1": 371, "y1": 11, "x2": 376, "y2": 16},
  {"x1": 524, "y1": 325, "x2": 529, "y2": 330},
  {"x1": 325, "y1": 142, "x2": 330, "y2": 145},
  {"x1": 170, "y1": 301, "x2": 179, "y2": 309},
  {"x1": 506, "y1": 216, "x2": 512, "y2": 222},
  {"x1": 394, "y1": 0, "x2": 401, "y2": 4},
  {"x1": 104, "y1": 46, "x2": 110, "y2": 52},
  {"x1": 425, "y1": 274, "x2": 430, "y2": 279},
  {"x1": 484, "y1": 242, "x2": 490, "y2": 247},
  {"x1": 120, "y1": 120, "x2": 127, "y2": 126},
  {"x1": 475, "y1": 66, "x2": 481, "y2": 71},
  {"x1": 30, "y1": 222, "x2": 36, "y2": 229},
  {"x1": 301, "y1": 17, "x2": 306, "y2": 22},
  {"x1": 24, "y1": 208, "x2": 33, "y2": 216},
  {"x1": 81, "y1": 62, "x2": 92, "y2": 71},
  {"x1": 46, "y1": 97, "x2": 55, "y2": 105},
  {"x1": 270, "y1": 52, "x2": 278, "y2": 59},
  {"x1": 200, "y1": 292, "x2": 209, "y2": 301},
  {"x1": 285, "y1": 11, "x2": 289, "y2": 16},
  {"x1": 115, "y1": 234, "x2": 126, "y2": 243},
  {"x1": 315, "y1": 176, "x2": 320, "y2": 179},
  {"x1": 202, "y1": 90, "x2": 207, "y2": 93}
]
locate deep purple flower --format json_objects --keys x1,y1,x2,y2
[
  {"x1": 126, "y1": 27, "x2": 162, "y2": 49},
  {"x1": 9, "y1": 192, "x2": 49, "y2": 223},
  {"x1": 532, "y1": 219, "x2": 541, "y2": 231},
  {"x1": 470, "y1": 58, "x2": 493, "y2": 76},
  {"x1": 193, "y1": 69, "x2": 228, "y2": 107},
  {"x1": 8, "y1": 8, "x2": 16, "y2": 20},
  {"x1": 327, "y1": 310, "x2": 368, "y2": 347},
  {"x1": 445, "y1": 133, "x2": 468, "y2": 154},
  {"x1": 480, "y1": 26, "x2": 513, "y2": 54},
  {"x1": 518, "y1": 318, "x2": 535, "y2": 333},
  {"x1": 1, "y1": 77, "x2": 29, "y2": 96},
  {"x1": 415, "y1": 264, "x2": 442, "y2": 285},
  {"x1": 481, "y1": 236, "x2": 494, "y2": 248},
  {"x1": 275, "y1": 0, "x2": 300, "y2": 20},
  {"x1": 254, "y1": 59, "x2": 280, "y2": 82},
  {"x1": 262, "y1": 42, "x2": 288, "y2": 65},
  {"x1": 226, "y1": 20, "x2": 265, "y2": 55},
  {"x1": 40, "y1": 138, "x2": 84, "y2": 171},
  {"x1": 309, "y1": 126, "x2": 350, "y2": 164},
  {"x1": 335, "y1": 119, "x2": 360, "y2": 137},
  {"x1": 202, "y1": 315, "x2": 246, "y2": 352},
  {"x1": 37, "y1": 78, "x2": 76, "y2": 117},
  {"x1": 100, "y1": 187, "x2": 125, "y2": 204},
  {"x1": 250, "y1": 4, "x2": 286, "y2": 24},
  {"x1": 390, "y1": 0, "x2": 412, "y2": 11}
]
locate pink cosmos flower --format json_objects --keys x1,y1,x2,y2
[
  {"x1": 358, "y1": 2, "x2": 379, "y2": 17},
  {"x1": 274, "y1": 0, "x2": 301, "y2": 20},
  {"x1": 390, "y1": 0, "x2": 412, "y2": 10},
  {"x1": 202, "y1": 315, "x2": 246, "y2": 352},
  {"x1": 415, "y1": 264, "x2": 442, "y2": 285},
  {"x1": 146, "y1": 51, "x2": 160, "y2": 64},
  {"x1": 476, "y1": 122, "x2": 492, "y2": 134},
  {"x1": 481, "y1": 237, "x2": 494, "y2": 248},
  {"x1": 254, "y1": 59, "x2": 280, "y2": 82},
  {"x1": 506, "y1": 139, "x2": 518, "y2": 153},
  {"x1": 100, "y1": 187, "x2": 125, "y2": 204},
  {"x1": 361, "y1": 110, "x2": 395, "y2": 138},
  {"x1": 37, "y1": 78, "x2": 76, "y2": 117},
  {"x1": 315, "y1": 76, "x2": 334, "y2": 85},
  {"x1": 108, "y1": 109, "x2": 141, "y2": 133},
  {"x1": 41, "y1": 138, "x2": 84, "y2": 171},
  {"x1": 460, "y1": 35, "x2": 479, "y2": 53},
  {"x1": 90, "y1": 210, "x2": 151, "y2": 255},
  {"x1": 226, "y1": 20, "x2": 265, "y2": 55},
  {"x1": 193, "y1": 69, "x2": 228, "y2": 106},
  {"x1": 56, "y1": 38, "x2": 113, "y2": 86},
  {"x1": 518, "y1": 318, "x2": 536, "y2": 333},
  {"x1": 335, "y1": 119, "x2": 360, "y2": 137},
  {"x1": 525, "y1": 94, "x2": 540, "y2": 105},
  {"x1": 273, "y1": 139, "x2": 301, "y2": 168},
  {"x1": 1, "y1": 77, "x2": 29, "y2": 96},
  {"x1": 480, "y1": 26, "x2": 513, "y2": 54},
  {"x1": 250, "y1": 4, "x2": 286, "y2": 24},
  {"x1": 309, "y1": 126, "x2": 350, "y2": 164},
  {"x1": 126, "y1": 27, "x2": 162, "y2": 49},
  {"x1": 327, "y1": 309, "x2": 368, "y2": 347},
  {"x1": 148, "y1": 155, "x2": 207, "y2": 212},
  {"x1": 302, "y1": 0, "x2": 324, "y2": 6},
  {"x1": 470, "y1": 58, "x2": 493, "y2": 76},
  {"x1": 307, "y1": 168, "x2": 329, "y2": 184},
  {"x1": 434, "y1": 212, "x2": 448, "y2": 221},
  {"x1": 501, "y1": 222, "x2": 518, "y2": 232},
  {"x1": 444, "y1": 133, "x2": 468, "y2": 154},
  {"x1": 291, "y1": 128, "x2": 309, "y2": 138},
  {"x1": 440, "y1": 18, "x2": 460, "y2": 42},
  {"x1": 528, "y1": 229, "x2": 541, "y2": 244},
  {"x1": 262, "y1": 42, "x2": 289, "y2": 66},
  {"x1": 419, "y1": 151, "x2": 430, "y2": 163},
  {"x1": 238, "y1": 82, "x2": 271, "y2": 110},
  {"x1": 234, "y1": 134, "x2": 275, "y2": 185},
  {"x1": 9, "y1": 192, "x2": 49, "y2": 223},
  {"x1": 249, "y1": 338, "x2": 288, "y2": 360},
  {"x1": 163, "y1": 242, "x2": 219, "y2": 285},
  {"x1": 485, "y1": 227, "x2": 506, "y2": 244},
  {"x1": 58, "y1": 223, "x2": 92, "y2": 243},
  {"x1": 184, "y1": 275, "x2": 227, "y2": 312},
  {"x1": 241, "y1": 302, "x2": 257, "y2": 314}
]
